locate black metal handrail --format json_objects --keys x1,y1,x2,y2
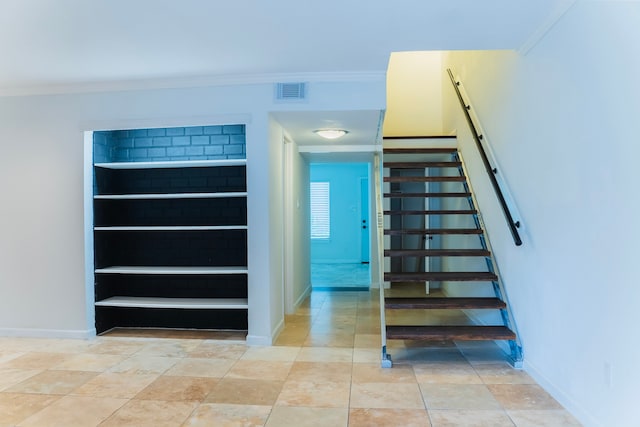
[{"x1": 447, "y1": 69, "x2": 522, "y2": 246}]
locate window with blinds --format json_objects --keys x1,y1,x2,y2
[{"x1": 310, "y1": 181, "x2": 330, "y2": 239}]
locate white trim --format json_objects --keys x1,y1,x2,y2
[
  {"x1": 245, "y1": 334, "x2": 273, "y2": 346},
  {"x1": 95, "y1": 192, "x2": 247, "y2": 200},
  {"x1": 524, "y1": 359, "x2": 598, "y2": 427},
  {"x1": 0, "y1": 71, "x2": 386, "y2": 97},
  {"x1": 94, "y1": 225, "x2": 247, "y2": 231},
  {"x1": 271, "y1": 318, "x2": 285, "y2": 344},
  {"x1": 294, "y1": 284, "x2": 312, "y2": 310},
  {"x1": 83, "y1": 131, "x2": 96, "y2": 335},
  {"x1": 80, "y1": 114, "x2": 252, "y2": 133},
  {"x1": 95, "y1": 297, "x2": 248, "y2": 309},
  {"x1": 0, "y1": 328, "x2": 96, "y2": 339},
  {"x1": 95, "y1": 266, "x2": 248, "y2": 275},
  {"x1": 95, "y1": 159, "x2": 246, "y2": 169},
  {"x1": 517, "y1": 0, "x2": 578, "y2": 55}
]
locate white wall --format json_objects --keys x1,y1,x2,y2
[
  {"x1": 0, "y1": 77, "x2": 385, "y2": 344},
  {"x1": 442, "y1": 2, "x2": 640, "y2": 426},
  {"x1": 280, "y1": 137, "x2": 311, "y2": 313},
  {"x1": 263, "y1": 118, "x2": 285, "y2": 343}
]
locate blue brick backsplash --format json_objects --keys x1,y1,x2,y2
[{"x1": 93, "y1": 124, "x2": 245, "y2": 163}]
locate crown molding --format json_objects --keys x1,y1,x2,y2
[
  {"x1": 0, "y1": 71, "x2": 387, "y2": 98},
  {"x1": 518, "y1": 0, "x2": 578, "y2": 55}
]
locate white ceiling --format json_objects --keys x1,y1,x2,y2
[
  {"x1": 271, "y1": 110, "x2": 382, "y2": 149},
  {"x1": 0, "y1": 0, "x2": 568, "y2": 93},
  {"x1": 0, "y1": 0, "x2": 571, "y2": 158}
]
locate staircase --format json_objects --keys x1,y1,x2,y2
[{"x1": 378, "y1": 146, "x2": 522, "y2": 367}]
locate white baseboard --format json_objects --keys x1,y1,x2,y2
[
  {"x1": 524, "y1": 359, "x2": 599, "y2": 427},
  {"x1": 245, "y1": 334, "x2": 272, "y2": 346},
  {"x1": 271, "y1": 318, "x2": 285, "y2": 344},
  {"x1": 295, "y1": 284, "x2": 312, "y2": 309},
  {"x1": 246, "y1": 317, "x2": 285, "y2": 347},
  {"x1": 0, "y1": 328, "x2": 96, "y2": 340}
]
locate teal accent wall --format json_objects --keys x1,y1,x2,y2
[{"x1": 310, "y1": 163, "x2": 368, "y2": 263}]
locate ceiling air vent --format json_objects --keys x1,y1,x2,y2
[{"x1": 275, "y1": 82, "x2": 307, "y2": 102}]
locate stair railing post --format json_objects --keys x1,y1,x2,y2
[{"x1": 374, "y1": 153, "x2": 392, "y2": 367}]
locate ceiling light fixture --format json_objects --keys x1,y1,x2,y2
[{"x1": 313, "y1": 129, "x2": 348, "y2": 140}]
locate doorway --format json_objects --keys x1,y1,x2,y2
[{"x1": 310, "y1": 162, "x2": 371, "y2": 290}]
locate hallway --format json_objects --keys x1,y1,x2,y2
[
  {"x1": 311, "y1": 263, "x2": 370, "y2": 290},
  {"x1": 0, "y1": 289, "x2": 580, "y2": 426}
]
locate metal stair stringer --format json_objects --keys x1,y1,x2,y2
[
  {"x1": 378, "y1": 146, "x2": 522, "y2": 368},
  {"x1": 453, "y1": 150, "x2": 523, "y2": 367}
]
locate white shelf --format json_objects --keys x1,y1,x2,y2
[
  {"x1": 94, "y1": 225, "x2": 247, "y2": 231},
  {"x1": 95, "y1": 296, "x2": 248, "y2": 309},
  {"x1": 94, "y1": 159, "x2": 246, "y2": 169},
  {"x1": 94, "y1": 192, "x2": 247, "y2": 200},
  {"x1": 95, "y1": 266, "x2": 248, "y2": 275}
]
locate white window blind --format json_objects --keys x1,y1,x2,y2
[{"x1": 310, "y1": 181, "x2": 330, "y2": 239}]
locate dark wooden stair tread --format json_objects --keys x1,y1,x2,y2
[
  {"x1": 383, "y1": 148, "x2": 457, "y2": 154},
  {"x1": 383, "y1": 161, "x2": 461, "y2": 168},
  {"x1": 384, "y1": 249, "x2": 490, "y2": 257},
  {"x1": 384, "y1": 209, "x2": 477, "y2": 215},
  {"x1": 384, "y1": 271, "x2": 498, "y2": 282},
  {"x1": 385, "y1": 229, "x2": 482, "y2": 235},
  {"x1": 384, "y1": 176, "x2": 466, "y2": 183},
  {"x1": 384, "y1": 192, "x2": 471, "y2": 198},
  {"x1": 385, "y1": 297, "x2": 505, "y2": 310},
  {"x1": 386, "y1": 325, "x2": 516, "y2": 341}
]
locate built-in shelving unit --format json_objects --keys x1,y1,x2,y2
[
  {"x1": 94, "y1": 159, "x2": 246, "y2": 169},
  {"x1": 95, "y1": 297, "x2": 249, "y2": 309},
  {"x1": 93, "y1": 157, "x2": 248, "y2": 334}
]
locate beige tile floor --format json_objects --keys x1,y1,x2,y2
[{"x1": 0, "y1": 290, "x2": 582, "y2": 426}]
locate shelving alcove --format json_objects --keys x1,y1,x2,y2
[{"x1": 92, "y1": 158, "x2": 248, "y2": 334}]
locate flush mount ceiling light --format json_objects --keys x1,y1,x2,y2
[{"x1": 313, "y1": 129, "x2": 348, "y2": 140}]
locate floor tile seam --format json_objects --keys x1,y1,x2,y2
[
  {"x1": 8, "y1": 395, "x2": 66, "y2": 427},
  {"x1": 44, "y1": 394, "x2": 131, "y2": 425},
  {"x1": 3, "y1": 370, "x2": 92, "y2": 393},
  {"x1": 261, "y1": 402, "x2": 279, "y2": 426},
  {"x1": 426, "y1": 408, "x2": 516, "y2": 426},
  {"x1": 281, "y1": 378, "x2": 354, "y2": 388},
  {"x1": 0, "y1": 389, "x2": 68, "y2": 399},
  {"x1": 130, "y1": 393, "x2": 206, "y2": 404},
  {"x1": 471, "y1": 364, "x2": 535, "y2": 386},
  {"x1": 347, "y1": 374, "x2": 354, "y2": 427},
  {"x1": 180, "y1": 401, "x2": 211, "y2": 426},
  {"x1": 97, "y1": 399, "x2": 129, "y2": 427},
  {"x1": 502, "y1": 408, "x2": 531, "y2": 427},
  {"x1": 67, "y1": 389, "x2": 138, "y2": 400},
  {"x1": 292, "y1": 357, "x2": 355, "y2": 364},
  {"x1": 273, "y1": 401, "x2": 350, "y2": 409},
  {"x1": 418, "y1": 391, "x2": 506, "y2": 412}
]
